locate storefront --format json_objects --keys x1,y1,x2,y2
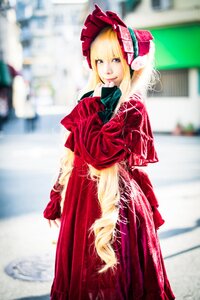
[{"x1": 147, "y1": 24, "x2": 200, "y2": 133}]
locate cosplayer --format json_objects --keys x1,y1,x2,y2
[{"x1": 43, "y1": 5, "x2": 175, "y2": 300}]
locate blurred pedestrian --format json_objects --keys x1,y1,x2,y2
[
  {"x1": 23, "y1": 94, "x2": 38, "y2": 132},
  {"x1": 0, "y1": 90, "x2": 9, "y2": 133},
  {"x1": 43, "y1": 5, "x2": 175, "y2": 299}
]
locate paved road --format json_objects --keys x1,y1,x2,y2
[
  {"x1": 0, "y1": 120, "x2": 200, "y2": 299},
  {"x1": 1, "y1": 129, "x2": 199, "y2": 219}
]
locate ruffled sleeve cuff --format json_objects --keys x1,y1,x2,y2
[
  {"x1": 43, "y1": 185, "x2": 62, "y2": 220},
  {"x1": 118, "y1": 98, "x2": 158, "y2": 167},
  {"x1": 152, "y1": 207, "x2": 165, "y2": 230},
  {"x1": 127, "y1": 133, "x2": 158, "y2": 167}
]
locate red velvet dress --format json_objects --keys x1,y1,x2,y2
[{"x1": 43, "y1": 95, "x2": 175, "y2": 300}]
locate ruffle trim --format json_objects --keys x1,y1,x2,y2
[
  {"x1": 80, "y1": 4, "x2": 153, "y2": 69},
  {"x1": 153, "y1": 207, "x2": 165, "y2": 230},
  {"x1": 43, "y1": 188, "x2": 62, "y2": 220},
  {"x1": 118, "y1": 99, "x2": 158, "y2": 166},
  {"x1": 128, "y1": 133, "x2": 158, "y2": 167}
]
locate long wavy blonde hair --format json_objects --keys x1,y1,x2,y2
[{"x1": 59, "y1": 27, "x2": 156, "y2": 273}]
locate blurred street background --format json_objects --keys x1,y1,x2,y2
[{"x1": 0, "y1": 0, "x2": 200, "y2": 299}]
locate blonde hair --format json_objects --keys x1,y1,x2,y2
[
  {"x1": 83, "y1": 26, "x2": 156, "y2": 103},
  {"x1": 59, "y1": 26, "x2": 156, "y2": 273},
  {"x1": 89, "y1": 27, "x2": 131, "y2": 102}
]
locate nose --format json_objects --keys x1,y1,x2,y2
[{"x1": 104, "y1": 62, "x2": 112, "y2": 74}]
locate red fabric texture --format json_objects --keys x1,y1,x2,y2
[
  {"x1": 44, "y1": 182, "x2": 62, "y2": 220},
  {"x1": 43, "y1": 95, "x2": 175, "y2": 299}
]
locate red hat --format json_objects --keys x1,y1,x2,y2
[{"x1": 81, "y1": 4, "x2": 153, "y2": 69}]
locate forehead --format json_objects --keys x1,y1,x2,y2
[{"x1": 92, "y1": 34, "x2": 122, "y2": 59}]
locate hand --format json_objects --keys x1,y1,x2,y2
[
  {"x1": 47, "y1": 218, "x2": 61, "y2": 245},
  {"x1": 93, "y1": 81, "x2": 115, "y2": 97},
  {"x1": 48, "y1": 218, "x2": 61, "y2": 228}
]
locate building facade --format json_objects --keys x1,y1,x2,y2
[
  {"x1": 16, "y1": 0, "x2": 88, "y2": 109},
  {"x1": 16, "y1": 0, "x2": 55, "y2": 107},
  {"x1": 0, "y1": 1, "x2": 23, "y2": 120},
  {"x1": 125, "y1": 0, "x2": 200, "y2": 133}
]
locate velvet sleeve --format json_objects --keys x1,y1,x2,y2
[
  {"x1": 61, "y1": 96, "x2": 142, "y2": 169},
  {"x1": 61, "y1": 95, "x2": 158, "y2": 170},
  {"x1": 43, "y1": 182, "x2": 63, "y2": 220}
]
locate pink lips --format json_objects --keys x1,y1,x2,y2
[{"x1": 105, "y1": 78, "x2": 117, "y2": 82}]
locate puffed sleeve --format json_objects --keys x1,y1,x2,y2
[
  {"x1": 43, "y1": 182, "x2": 63, "y2": 220},
  {"x1": 61, "y1": 95, "x2": 158, "y2": 170}
]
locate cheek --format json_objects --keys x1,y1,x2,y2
[
  {"x1": 118, "y1": 66, "x2": 124, "y2": 78},
  {"x1": 96, "y1": 65, "x2": 100, "y2": 74},
  {"x1": 97, "y1": 66, "x2": 103, "y2": 78}
]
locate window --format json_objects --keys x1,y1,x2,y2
[
  {"x1": 119, "y1": 0, "x2": 141, "y2": 17},
  {"x1": 36, "y1": 17, "x2": 46, "y2": 29},
  {"x1": 125, "y1": 0, "x2": 141, "y2": 12},
  {"x1": 36, "y1": 0, "x2": 45, "y2": 10},
  {"x1": 148, "y1": 69, "x2": 189, "y2": 97},
  {"x1": 151, "y1": 0, "x2": 172, "y2": 10},
  {"x1": 54, "y1": 14, "x2": 64, "y2": 26}
]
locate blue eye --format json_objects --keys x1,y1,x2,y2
[
  {"x1": 96, "y1": 59, "x2": 103, "y2": 64},
  {"x1": 112, "y1": 58, "x2": 121, "y2": 63}
]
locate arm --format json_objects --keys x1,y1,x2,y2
[
  {"x1": 43, "y1": 180, "x2": 63, "y2": 220},
  {"x1": 61, "y1": 95, "x2": 144, "y2": 170}
]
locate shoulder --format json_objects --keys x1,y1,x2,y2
[
  {"x1": 128, "y1": 93, "x2": 146, "y2": 108},
  {"x1": 118, "y1": 93, "x2": 146, "y2": 115}
]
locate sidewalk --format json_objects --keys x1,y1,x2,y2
[
  {"x1": 0, "y1": 213, "x2": 54, "y2": 300},
  {"x1": 156, "y1": 181, "x2": 200, "y2": 300},
  {"x1": 0, "y1": 180, "x2": 199, "y2": 300},
  {"x1": 0, "y1": 113, "x2": 62, "y2": 300}
]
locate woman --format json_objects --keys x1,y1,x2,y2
[{"x1": 44, "y1": 5, "x2": 175, "y2": 300}]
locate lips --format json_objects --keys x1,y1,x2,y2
[{"x1": 105, "y1": 77, "x2": 117, "y2": 82}]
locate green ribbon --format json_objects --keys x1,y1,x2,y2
[
  {"x1": 128, "y1": 27, "x2": 139, "y2": 77},
  {"x1": 98, "y1": 86, "x2": 122, "y2": 123},
  {"x1": 128, "y1": 27, "x2": 139, "y2": 59},
  {"x1": 79, "y1": 90, "x2": 93, "y2": 102},
  {"x1": 79, "y1": 86, "x2": 121, "y2": 123}
]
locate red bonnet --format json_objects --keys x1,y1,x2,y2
[{"x1": 80, "y1": 4, "x2": 153, "y2": 69}]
